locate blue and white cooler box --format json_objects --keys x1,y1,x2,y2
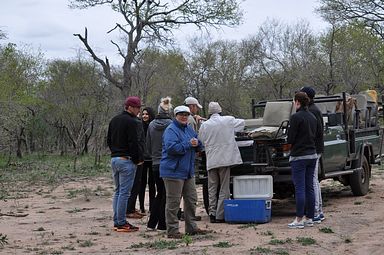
[
  {"x1": 224, "y1": 199, "x2": 271, "y2": 223},
  {"x1": 224, "y1": 175, "x2": 273, "y2": 223}
]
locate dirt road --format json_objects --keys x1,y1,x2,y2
[{"x1": 1, "y1": 168, "x2": 384, "y2": 254}]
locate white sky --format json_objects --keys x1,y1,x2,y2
[{"x1": 0, "y1": 0, "x2": 328, "y2": 65}]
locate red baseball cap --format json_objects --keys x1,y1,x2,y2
[{"x1": 125, "y1": 96, "x2": 142, "y2": 108}]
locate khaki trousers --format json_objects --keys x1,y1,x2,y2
[
  {"x1": 208, "y1": 167, "x2": 230, "y2": 220},
  {"x1": 163, "y1": 177, "x2": 198, "y2": 235}
]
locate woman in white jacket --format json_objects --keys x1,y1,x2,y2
[{"x1": 198, "y1": 102, "x2": 245, "y2": 223}]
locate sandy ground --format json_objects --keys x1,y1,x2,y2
[{"x1": 1, "y1": 168, "x2": 384, "y2": 255}]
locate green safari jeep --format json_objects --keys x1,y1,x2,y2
[{"x1": 197, "y1": 92, "x2": 383, "y2": 213}]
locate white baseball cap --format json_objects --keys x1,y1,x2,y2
[
  {"x1": 184, "y1": 96, "x2": 203, "y2": 109},
  {"x1": 174, "y1": 105, "x2": 191, "y2": 115}
]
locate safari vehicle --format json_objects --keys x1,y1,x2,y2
[{"x1": 197, "y1": 92, "x2": 383, "y2": 213}]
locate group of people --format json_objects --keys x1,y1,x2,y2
[
  {"x1": 106, "y1": 86, "x2": 326, "y2": 236},
  {"x1": 107, "y1": 95, "x2": 242, "y2": 238},
  {"x1": 287, "y1": 87, "x2": 325, "y2": 229}
]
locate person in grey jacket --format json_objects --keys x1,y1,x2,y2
[{"x1": 146, "y1": 97, "x2": 173, "y2": 231}]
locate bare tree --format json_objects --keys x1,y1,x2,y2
[
  {"x1": 70, "y1": 0, "x2": 242, "y2": 97},
  {"x1": 318, "y1": 0, "x2": 384, "y2": 40},
  {"x1": 252, "y1": 20, "x2": 319, "y2": 99},
  {"x1": 0, "y1": 29, "x2": 6, "y2": 40}
]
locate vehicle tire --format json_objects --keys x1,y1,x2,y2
[
  {"x1": 349, "y1": 155, "x2": 370, "y2": 196},
  {"x1": 202, "y1": 178, "x2": 209, "y2": 215}
]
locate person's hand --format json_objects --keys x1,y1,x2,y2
[
  {"x1": 190, "y1": 138, "x2": 198, "y2": 147},
  {"x1": 194, "y1": 115, "x2": 206, "y2": 122}
]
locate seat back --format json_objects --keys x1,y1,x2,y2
[
  {"x1": 316, "y1": 101, "x2": 338, "y2": 115},
  {"x1": 244, "y1": 118, "x2": 263, "y2": 128},
  {"x1": 263, "y1": 101, "x2": 294, "y2": 127},
  {"x1": 354, "y1": 94, "x2": 368, "y2": 120}
]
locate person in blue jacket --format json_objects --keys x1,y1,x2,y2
[{"x1": 160, "y1": 105, "x2": 210, "y2": 239}]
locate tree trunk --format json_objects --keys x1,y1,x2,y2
[
  {"x1": 16, "y1": 137, "x2": 22, "y2": 158},
  {"x1": 16, "y1": 127, "x2": 25, "y2": 158}
]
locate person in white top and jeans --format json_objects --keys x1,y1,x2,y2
[{"x1": 198, "y1": 102, "x2": 245, "y2": 223}]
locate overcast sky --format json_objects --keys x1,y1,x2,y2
[{"x1": 0, "y1": 0, "x2": 328, "y2": 65}]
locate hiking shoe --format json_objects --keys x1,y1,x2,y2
[
  {"x1": 115, "y1": 223, "x2": 139, "y2": 232},
  {"x1": 288, "y1": 219, "x2": 304, "y2": 229},
  {"x1": 127, "y1": 212, "x2": 144, "y2": 219},
  {"x1": 187, "y1": 228, "x2": 212, "y2": 236},
  {"x1": 167, "y1": 232, "x2": 183, "y2": 239},
  {"x1": 304, "y1": 218, "x2": 314, "y2": 227}
]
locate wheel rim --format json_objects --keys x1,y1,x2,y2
[{"x1": 361, "y1": 161, "x2": 368, "y2": 184}]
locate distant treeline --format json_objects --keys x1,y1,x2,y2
[{"x1": 1, "y1": 20, "x2": 384, "y2": 159}]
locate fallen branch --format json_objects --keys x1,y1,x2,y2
[{"x1": 0, "y1": 212, "x2": 29, "y2": 217}]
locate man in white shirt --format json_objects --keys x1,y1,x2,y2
[{"x1": 198, "y1": 102, "x2": 245, "y2": 223}]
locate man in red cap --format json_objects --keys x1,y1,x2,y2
[{"x1": 107, "y1": 96, "x2": 144, "y2": 232}]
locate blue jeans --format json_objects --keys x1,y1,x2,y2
[
  {"x1": 111, "y1": 157, "x2": 136, "y2": 226},
  {"x1": 291, "y1": 158, "x2": 317, "y2": 219}
]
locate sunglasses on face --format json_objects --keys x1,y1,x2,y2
[{"x1": 178, "y1": 113, "x2": 190, "y2": 117}]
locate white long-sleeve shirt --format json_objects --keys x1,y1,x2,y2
[{"x1": 198, "y1": 114, "x2": 245, "y2": 170}]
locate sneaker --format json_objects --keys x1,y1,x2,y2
[
  {"x1": 210, "y1": 215, "x2": 225, "y2": 223},
  {"x1": 304, "y1": 218, "x2": 314, "y2": 227},
  {"x1": 167, "y1": 232, "x2": 183, "y2": 239},
  {"x1": 313, "y1": 216, "x2": 321, "y2": 224},
  {"x1": 214, "y1": 219, "x2": 225, "y2": 223},
  {"x1": 146, "y1": 227, "x2": 156, "y2": 232},
  {"x1": 115, "y1": 223, "x2": 139, "y2": 232},
  {"x1": 313, "y1": 213, "x2": 325, "y2": 223},
  {"x1": 288, "y1": 219, "x2": 304, "y2": 229}
]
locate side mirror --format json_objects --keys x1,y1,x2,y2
[{"x1": 328, "y1": 112, "x2": 343, "y2": 127}]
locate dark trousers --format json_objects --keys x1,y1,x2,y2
[
  {"x1": 127, "y1": 164, "x2": 143, "y2": 213},
  {"x1": 291, "y1": 158, "x2": 317, "y2": 219},
  {"x1": 147, "y1": 165, "x2": 166, "y2": 230},
  {"x1": 139, "y1": 160, "x2": 155, "y2": 213}
]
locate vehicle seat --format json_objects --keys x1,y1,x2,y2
[
  {"x1": 317, "y1": 101, "x2": 338, "y2": 115},
  {"x1": 250, "y1": 101, "x2": 294, "y2": 139},
  {"x1": 244, "y1": 118, "x2": 263, "y2": 130},
  {"x1": 353, "y1": 93, "x2": 377, "y2": 127},
  {"x1": 263, "y1": 101, "x2": 295, "y2": 126}
]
